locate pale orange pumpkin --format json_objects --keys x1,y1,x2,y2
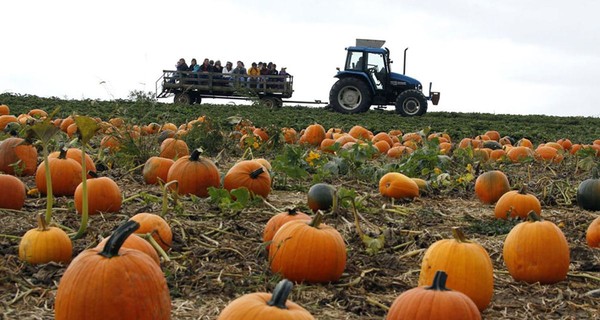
[{"x1": 379, "y1": 172, "x2": 419, "y2": 200}]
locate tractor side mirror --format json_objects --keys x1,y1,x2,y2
[{"x1": 336, "y1": 67, "x2": 340, "y2": 71}]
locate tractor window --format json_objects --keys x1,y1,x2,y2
[
  {"x1": 346, "y1": 51, "x2": 365, "y2": 71},
  {"x1": 367, "y1": 53, "x2": 386, "y2": 90}
]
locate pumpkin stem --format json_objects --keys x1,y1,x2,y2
[
  {"x1": 451, "y1": 227, "x2": 470, "y2": 243},
  {"x1": 36, "y1": 213, "x2": 49, "y2": 231},
  {"x1": 58, "y1": 145, "x2": 68, "y2": 159},
  {"x1": 592, "y1": 167, "x2": 599, "y2": 179},
  {"x1": 286, "y1": 208, "x2": 299, "y2": 216},
  {"x1": 250, "y1": 167, "x2": 265, "y2": 179},
  {"x1": 518, "y1": 183, "x2": 529, "y2": 195},
  {"x1": 266, "y1": 279, "x2": 293, "y2": 309},
  {"x1": 99, "y1": 220, "x2": 140, "y2": 258},
  {"x1": 88, "y1": 170, "x2": 98, "y2": 179},
  {"x1": 190, "y1": 148, "x2": 203, "y2": 161},
  {"x1": 309, "y1": 211, "x2": 323, "y2": 228},
  {"x1": 526, "y1": 211, "x2": 542, "y2": 222},
  {"x1": 426, "y1": 270, "x2": 451, "y2": 291}
]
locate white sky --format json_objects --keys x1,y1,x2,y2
[{"x1": 1, "y1": 0, "x2": 599, "y2": 117}]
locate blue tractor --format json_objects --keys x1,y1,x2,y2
[{"x1": 329, "y1": 39, "x2": 440, "y2": 116}]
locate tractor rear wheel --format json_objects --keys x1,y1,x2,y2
[
  {"x1": 329, "y1": 78, "x2": 372, "y2": 114},
  {"x1": 260, "y1": 97, "x2": 282, "y2": 109},
  {"x1": 395, "y1": 90, "x2": 428, "y2": 116},
  {"x1": 174, "y1": 92, "x2": 191, "y2": 105}
]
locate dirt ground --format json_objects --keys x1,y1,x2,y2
[{"x1": 1, "y1": 166, "x2": 599, "y2": 320}]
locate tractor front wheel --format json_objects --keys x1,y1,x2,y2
[
  {"x1": 329, "y1": 78, "x2": 372, "y2": 114},
  {"x1": 395, "y1": 90, "x2": 428, "y2": 116}
]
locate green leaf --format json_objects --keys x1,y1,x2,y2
[
  {"x1": 74, "y1": 115, "x2": 100, "y2": 144},
  {"x1": 25, "y1": 120, "x2": 60, "y2": 144},
  {"x1": 362, "y1": 233, "x2": 385, "y2": 255},
  {"x1": 230, "y1": 187, "x2": 250, "y2": 206}
]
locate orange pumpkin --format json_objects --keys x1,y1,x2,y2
[
  {"x1": 217, "y1": 279, "x2": 314, "y2": 320},
  {"x1": 484, "y1": 130, "x2": 500, "y2": 141},
  {"x1": 35, "y1": 148, "x2": 82, "y2": 196},
  {"x1": 494, "y1": 184, "x2": 541, "y2": 219},
  {"x1": 0, "y1": 174, "x2": 26, "y2": 210},
  {"x1": 372, "y1": 132, "x2": 393, "y2": 147},
  {"x1": 19, "y1": 214, "x2": 72, "y2": 265},
  {"x1": 129, "y1": 213, "x2": 173, "y2": 251},
  {"x1": 379, "y1": 172, "x2": 419, "y2": 200},
  {"x1": 54, "y1": 221, "x2": 171, "y2": 320},
  {"x1": 223, "y1": 160, "x2": 271, "y2": 198},
  {"x1": 0, "y1": 114, "x2": 18, "y2": 130},
  {"x1": 100, "y1": 135, "x2": 121, "y2": 152},
  {"x1": 27, "y1": 108, "x2": 48, "y2": 119},
  {"x1": 302, "y1": 124, "x2": 326, "y2": 146},
  {"x1": 348, "y1": 125, "x2": 371, "y2": 140},
  {"x1": 418, "y1": 228, "x2": 494, "y2": 311},
  {"x1": 506, "y1": 146, "x2": 534, "y2": 162},
  {"x1": 474, "y1": 170, "x2": 510, "y2": 204},
  {"x1": 142, "y1": 156, "x2": 175, "y2": 185},
  {"x1": 535, "y1": 146, "x2": 563, "y2": 163},
  {"x1": 0, "y1": 137, "x2": 38, "y2": 176},
  {"x1": 489, "y1": 149, "x2": 506, "y2": 161},
  {"x1": 166, "y1": 148, "x2": 220, "y2": 197},
  {"x1": 159, "y1": 137, "x2": 189, "y2": 160},
  {"x1": 503, "y1": 212, "x2": 570, "y2": 284},
  {"x1": 269, "y1": 212, "x2": 346, "y2": 283},
  {"x1": 263, "y1": 208, "x2": 311, "y2": 251},
  {"x1": 387, "y1": 271, "x2": 481, "y2": 320},
  {"x1": 59, "y1": 116, "x2": 75, "y2": 132},
  {"x1": 0, "y1": 104, "x2": 9, "y2": 115},
  {"x1": 253, "y1": 127, "x2": 269, "y2": 141},
  {"x1": 387, "y1": 146, "x2": 412, "y2": 158},
  {"x1": 281, "y1": 127, "x2": 298, "y2": 144},
  {"x1": 319, "y1": 138, "x2": 336, "y2": 153},
  {"x1": 74, "y1": 175, "x2": 122, "y2": 215},
  {"x1": 586, "y1": 216, "x2": 600, "y2": 248},
  {"x1": 516, "y1": 138, "x2": 534, "y2": 148}
]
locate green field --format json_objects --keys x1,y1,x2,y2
[{"x1": 3, "y1": 92, "x2": 600, "y2": 144}]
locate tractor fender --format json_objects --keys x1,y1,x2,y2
[{"x1": 334, "y1": 71, "x2": 376, "y2": 94}]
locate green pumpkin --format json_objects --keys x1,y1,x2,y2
[
  {"x1": 307, "y1": 183, "x2": 336, "y2": 213},
  {"x1": 482, "y1": 140, "x2": 502, "y2": 150},
  {"x1": 577, "y1": 168, "x2": 600, "y2": 211}
]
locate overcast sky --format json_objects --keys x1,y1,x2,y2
[{"x1": 2, "y1": 0, "x2": 599, "y2": 117}]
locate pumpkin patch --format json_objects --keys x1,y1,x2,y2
[{"x1": 1, "y1": 97, "x2": 599, "y2": 319}]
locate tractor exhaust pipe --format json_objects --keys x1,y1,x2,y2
[{"x1": 403, "y1": 47, "x2": 408, "y2": 75}]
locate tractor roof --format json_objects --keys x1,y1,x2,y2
[{"x1": 346, "y1": 46, "x2": 388, "y2": 54}]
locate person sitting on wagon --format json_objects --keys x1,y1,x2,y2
[
  {"x1": 223, "y1": 61, "x2": 234, "y2": 85},
  {"x1": 171, "y1": 58, "x2": 188, "y2": 83},
  {"x1": 247, "y1": 62, "x2": 260, "y2": 88},
  {"x1": 199, "y1": 58, "x2": 212, "y2": 85},
  {"x1": 232, "y1": 61, "x2": 247, "y2": 86}
]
